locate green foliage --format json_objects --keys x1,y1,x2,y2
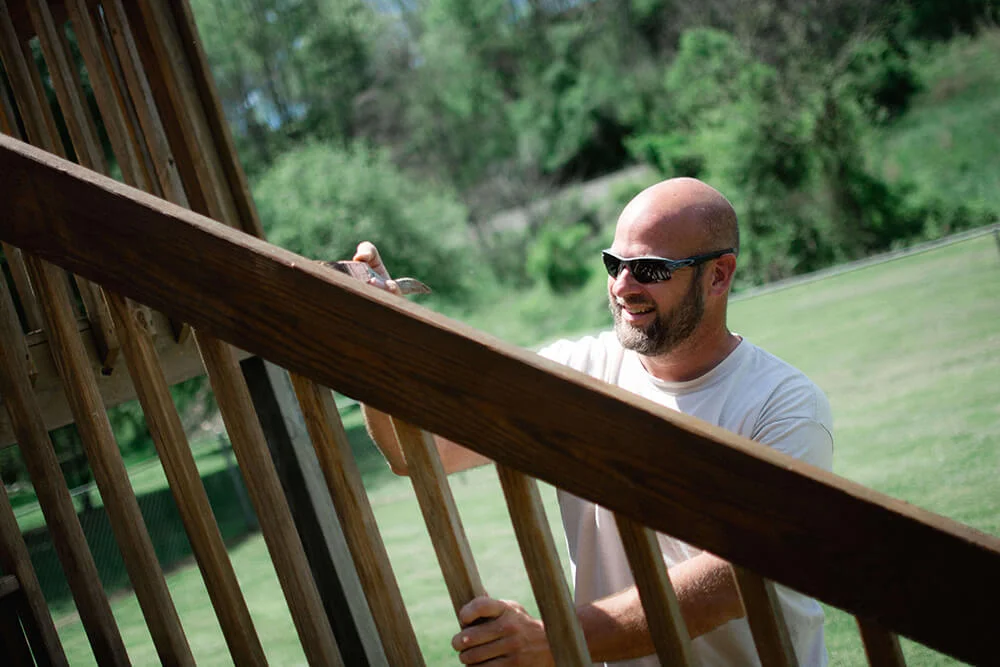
[
  {"x1": 527, "y1": 222, "x2": 596, "y2": 293},
  {"x1": 253, "y1": 142, "x2": 482, "y2": 300}
]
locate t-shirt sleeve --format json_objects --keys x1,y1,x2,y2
[{"x1": 752, "y1": 378, "x2": 834, "y2": 472}]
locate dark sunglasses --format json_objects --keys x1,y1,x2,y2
[{"x1": 601, "y1": 248, "x2": 735, "y2": 283}]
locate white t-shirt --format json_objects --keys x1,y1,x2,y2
[{"x1": 539, "y1": 332, "x2": 834, "y2": 667}]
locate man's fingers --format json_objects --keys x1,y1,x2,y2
[
  {"x1": 458, "y1": 596, "x2": 505, "y2": 628},
  {"x1": 353, "y1": 241, "x2": 390, "y2": 278}
]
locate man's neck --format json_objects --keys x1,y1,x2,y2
[{"x1": 639, "y1": 329, "x2": 741, "y2": 383}]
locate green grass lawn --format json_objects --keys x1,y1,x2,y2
[{"x1": 49, "y1": 232, "x2": 999, "y2": 665}]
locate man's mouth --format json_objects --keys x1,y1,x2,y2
[{"x1": 616, "y1": 300, "x2": 655, "y2": 320}]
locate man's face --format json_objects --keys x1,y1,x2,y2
[{"x1": 609, "y1": 264, "x2": 705, "y2": 356}]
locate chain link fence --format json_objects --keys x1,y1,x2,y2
[{"x1": 8, "y1": 434, "x2": 258, "y2": 621}]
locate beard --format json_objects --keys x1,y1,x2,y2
[{"x1": 610, "y1": 269, "x2": 705, "y2": 356}]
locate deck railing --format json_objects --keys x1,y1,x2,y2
[{"x1": 1, "y1": 2, "x2": 999, "y2": 666}]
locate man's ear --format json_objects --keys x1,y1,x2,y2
[{"x1": 709, "y1": 254, "x2": 737, "y2": 295}]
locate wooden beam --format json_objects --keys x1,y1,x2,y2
[
  {"x1": 0, "y1": 311, "x2": 247, "y2": 447},
  {"x1": 732, "y1": 567, "x2": 798, "y2": 667},
  {"x1": 1, "y1": 135, "x2": 999, "y2": 665}
]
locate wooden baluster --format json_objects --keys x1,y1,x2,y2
[
  {"x1": 496, "y1": 466, "x2": 590, "y2": 665},
  {"x1": 291, "y1": 376, "x2": 425, "y2": 666},
  {"x1": 614, "y1": 515, "x2": 696, "y2": 665},
  {"x1": 105, "y1": 294, "x2": 268, "y2": 665},
  {"x1": 0, "y1": 470, "x2": 69, "y2": 667},
  {"x1": 0, "y1": 252, "x2": 129, "y2": 666},
  {"x1": 40, "y1": 11, "x2": 264, "y2": 658},
  {"x1": 197, "y1": 335, "x2": 345, "y2": 667},
  {"x1": 732, "y1": 566, "x2": 799, "y2": 667},
  {"x1": 390, "y1": 418, "x2": 486, "y2": 615},
  {"x1": 857, "y1": 617, "x2": 907, "y2": 666},
  {"x1": 0, "y1": 1, "x2": 120, "y2": 371}
]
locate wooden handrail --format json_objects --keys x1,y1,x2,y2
[{"x1": 1, "y1": 134, "x2": 999, "y2": 664}]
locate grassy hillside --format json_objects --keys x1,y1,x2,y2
[{"x1": 868, "y1": 30, "x2": 1000, "y2": 213}]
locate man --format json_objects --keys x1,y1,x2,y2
[{"x1": 355, "y1": 177, "x2": 833, "y2": 666}]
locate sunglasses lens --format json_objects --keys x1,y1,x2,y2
[
  {"x1": 632, "y1": 260, "x2": 670, "y2": 283},
  {"x1": 602, "y1": 253, "x2": 623, "y2": 278}
]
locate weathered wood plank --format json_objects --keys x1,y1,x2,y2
[
  {"x1": 391, "y1": 418, "x2": 486, "y2": 615},
  {"x1": 0, "y1": 481, "x2": 69, "y2": 667},
  {"x1": 290, "y1": 374, "x2": 424, "y2": 667},
  {"x1": 857, "y1": 618, "x2": 907, "y2": 667},
  {"x1": 196, "y1": 333, "x2": 344, "y2": 667},
  {"x1": 1, "y1": 136, "x2": 999, "y2": 665},
  {"x1": 732, "y1": 567, "x2": 798, "y2": 667},
  {"x1": 106, "y1": 293, "x2": 267, "y2": 665},
  {"x1": 614, "y1": 515, "x2": 695, "y2": 665},
  {"x1": 0, "y1": 250, "x2": 129, "y2": 666},
  {"x1": 0, "y1": 311, "x2": 245, "y2": 447},
  {"x1": 496, "y1": 466, "x2": 590, "y2": 665}
]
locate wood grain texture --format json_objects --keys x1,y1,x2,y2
[
  {"x1": 614, "y1": 514, "x2": 695, "y2": 665},
  {"x1": 106, "y1": 293, "x2": 267, "y2": 665},
  {"x1": 0, "y1": 254, "x2": 129, "y2": 666},
  {"x1": 857, "y1": 618, "x2": 907, "y2": 667},
  {"x1": 391, "y1": 418, "x2": 486, "y2": 615},
  {"x1": 28, "y1": 0, "x2": 121, "y2": 371},
  {"x1": 496, "y1": 466, "x2": 589, "y2": 665},
  {"x1": 1, "y1": 137, "x2": 999, "y2": 665},
  {"x1": 1, "y1": 242, "x2": 43, "y2": 332},
  {"x1": 732, "y1": 566, "x2": 798, "y2": 667},
  {"x1": 22, "y1": 249, "x2": 194, "y2": 665},
  {"x1": 0, "y1": 481, "x2": 69, "y2": 667},
  {"x1": 196, "y1": 333, "x2": 344, "y2": 667},
  {"x1": 290, "y1": 374, "x2": 425, "y2": 667},
  {"x1": 167, "y1": 0, "x2": 265, "y2": 238}
]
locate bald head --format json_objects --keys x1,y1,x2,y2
[{"x1": 616, "y1": 178, "x2": 738, "y2": 257}]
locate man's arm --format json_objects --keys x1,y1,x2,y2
[
  {"x1": 452, "y1": 551, "x2": 744, "y2": 664},
  {"x1": 361, "y1": 403, "x2": 491, "y2": 475}
]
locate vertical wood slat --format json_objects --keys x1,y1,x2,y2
[
  {"x1": 105, "y1": 293, "x2": 268, "y2": 665},
  {"x1": 197, "y1": 334, "x2": 345, "y2": 667},
  {"x1": 0, "y1": 261, "x2": 129, "y2": 666},
  {"x1": 95, "y1": 0, "x2": 190, "y2": 342},
  {"x1": 1, "y1": 242, "x2": 44, "y2": 334},
  {"x1": 732, "y1": 566, "x2": 799, "y2": 667},
  {"x1": 0, "y1": 474, "x2": 69, "y2": 667},
  {"x1": 290, "y1": 375, "x2": 426, "y2": 667},
  {"x1": 1, "y1": 1, "x2": 120, "y2": 370},
  {"x1": 65, "y1": 2, "x2": 344, "y2": 662},
  {"x1": 614, "y1": 514, "x2": 696, "y2": 665},
  {"x1": 166, "y1": 0, "x2": 265, "y2": 239},
  {"x1": 0, "y1": 244, "x2": 39, "y2": 386},
  {"x1": 391, "y1": 418, "x2": 487, "y2": 615},
  {"x1": 857, "y1": 618, "x2": 907, "y2": 667},
  {"x1": 125, "y1": 0, "x2": 239, "y2": 226},
  {"x1": 495, "y1": 465, "x2": 590, "y2": 665},
  {"x1": 26, "y1": 0, "x2": 122, "y2": 373},
  {"x1": 22, "y1": 5, "x2": 199, "y2": 664}
]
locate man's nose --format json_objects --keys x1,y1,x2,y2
[{"x1": 610, "y1": 267, "x2": 642, "y2": 297}]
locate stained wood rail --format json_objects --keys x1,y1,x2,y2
[{"x1": 2, "y1": 135, "x2": 999, "y2": 665}]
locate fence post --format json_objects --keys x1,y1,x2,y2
[{"x1": 240, "y1": 356, "x2": 387, "y2": 667}]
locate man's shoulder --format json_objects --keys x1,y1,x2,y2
[
  {"x1": 537, "y1": 331, "x2": 622, "y2": 377},
  {"x1": 737, "y1": 340, "x2": 832, "y2": 429}
]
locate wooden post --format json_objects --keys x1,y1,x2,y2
[
  {"x1": 0, "y1": 478, "x2": 68, "y2": 666},
  {"x1": 857, "y1": 618, "x2": 907, "y2": 667},
  {"x1": 615, "y1": 515, "x2": 695, "y2": 665},
  {"x1": 291, "y1": 374, "x2": 426, "y2": 667},
  {"x1": 242, "y1": 356, "x2": 387, "y2": 666},
  {"x1": 0, "y1": 254, "x2": 129, "y2": 666},
  {"x1": 391, "y1": 418, "x2": 486, "y2": 615},
  {"x1": 732, "y1": 566, "x2": 798, "y2": 667},
  {"x1": 496, "y1": 466, "x2": 590, "y2": 665}
]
